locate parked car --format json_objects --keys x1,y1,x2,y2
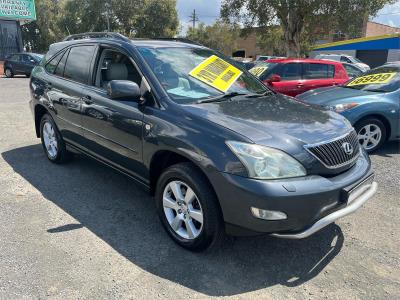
[
  {"x1": 342, "y1": 62, "x2": 365, "y2": 78},
  {"x1": 256, "y1": 55, "x2": 286, "y2": 61},
  {"x1": 3, "y1": 53, "x2": 43, "y2": 78},
  {"x1": 316, "y1": 54, "x2": 370, "y2": 72},
  {"x1": 297, "y1": 63, "x2": 400, "y2": 152},
  {"x1": 250, "y1": 58, "x2": 349, "y2": 97},
  {"x1": 29, "y1": 32, "x2": 377, "y2": 251}
]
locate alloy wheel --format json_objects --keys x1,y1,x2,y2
[
  {"x1": 42, "y1": 121, "x2": 58, "y2": 158},
  {"x1": 163, "y1": 180, "x2": 204, "y2": 240},
  {"x1": 5, "y1": 69, "x2": 12, "y2": 77},
  {"x1": 358, "y1": 124, "x2": 382, "y2": 151}
]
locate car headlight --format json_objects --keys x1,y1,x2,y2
[
  {"x1": 331, "y1": 103, "x2": 359, "y2": 112},
  {"x1": 226, "y1": 141, "x2": 306, "y2": 179}
]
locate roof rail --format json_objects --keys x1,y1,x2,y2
[
  {"x1": 63, "y1": 32, "x2": 131, "y2": 42},
  {"x1": 151, "y1": 37, "x2": 204, "y2": 46}
]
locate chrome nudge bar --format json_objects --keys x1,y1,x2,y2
[{"x1": 271, "y1": 181, "x2": 378, "y2": 239}]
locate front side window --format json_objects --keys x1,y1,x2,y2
[
  {"x1": 344, "y1": 66, "x2": 400, "y2": 93},
  {"x1": 138, "y1": 47, "x2": 266, "y2": 104},
  {"x1": 64, "y1": 45, "x2": 95, "y2": 84},
  {"x1": 94, "y1": 49, "x2": 142, "y2": 89},
  {"x1": 340, "y1": 56, "x2": 352, "y2": 63},
  {"x1": 304, "y1": 63, "x2": 335, "y2": 79}
]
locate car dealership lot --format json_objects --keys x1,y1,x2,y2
[{"x1": 0, "y1": 77, "x2": 399, "y2": 299}]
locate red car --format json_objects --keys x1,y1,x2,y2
[{"x1": 250, "y1": 58, "x2": 349, "y2": 97}]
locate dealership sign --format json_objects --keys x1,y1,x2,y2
[{"x1": 0, "y1": 0, "x2": 36, "y2": 20}]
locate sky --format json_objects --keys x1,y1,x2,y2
[{"x1": 177, "y1": 0, "x2": 400, "y2": 33}]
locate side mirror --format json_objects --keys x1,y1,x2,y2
[
  {"x1": 267, "y1": 74, "x2": 281, "y2": 83},
  {"x1": 107, "y1": 80, "x2": 141, "y2": 101}
]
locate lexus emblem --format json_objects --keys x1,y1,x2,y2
[{"x1": 342, "y1": 142, "x2": 354, "y2": 155}]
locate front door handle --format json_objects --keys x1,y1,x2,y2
[{"x1": 82, "y1": 95, "x2": 93, "y2": 105}]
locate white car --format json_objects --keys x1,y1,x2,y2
[{"x1": 316, "y1": 54, "x2": 370, "y2": 72}]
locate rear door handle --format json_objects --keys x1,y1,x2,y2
[{"x1": 82, "y1": 95, "x2": 93, "y2": 105}]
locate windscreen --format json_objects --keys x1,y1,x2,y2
[
  {"x1": 344, "y1": 66, "x2": 400, "y2": 93},
  {"x1": 138, "y1": 47, "x2": 267, "y2": 104}
]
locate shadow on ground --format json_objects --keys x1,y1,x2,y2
[
  {"x1": 370, "y1": 141, "x2": 400, "y2": 157},
  {"x1": 2, "y1": 144, "x2": 345, "y2": 296}
]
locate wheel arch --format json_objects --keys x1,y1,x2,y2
[
  {"x1": 354, "y1": 113, "x2": 391, "y2": 141},
  {"x1": 34, "y1": 104, "x2": 48, "y2": 138},
  {"x1": 148, "y1": 149, "x2": 214, "y2": 197}
]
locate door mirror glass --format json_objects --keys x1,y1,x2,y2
[
  {"x1": 267, "y1": 74, "x2": 281, "y2": 83},
  {"x1": 107, "y1": 80, "x2": 141, "y2": 100}
]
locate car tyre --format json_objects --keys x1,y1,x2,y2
[
  {"x1": 155, "y1": 162, "x2": 224, "y2": 252},
  {"x1": 4, "y1": 68, "x2": 13, "y2": 78},
  {"x1": 40, "y1": 114, "x2": 71, "y2": 163},
  {"x1": 355, "y1": 118, "x2": 386, "y2": 152}
]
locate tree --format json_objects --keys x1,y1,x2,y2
[
  {"x1": 221, "y1": 0, "x2": 395, "y2": 57},
  {"x1": 22, "y1": 0, "x2": 179, "y2": 52},
  {"x1": 21, "y1": 0, "x2": 62, "y2": 52},
  {"x1": 186, "y1": 20, "x2": 240, "y2": 55},
  {"x1": 134, "y1": 0, "x2": 179, "y2": 38}
]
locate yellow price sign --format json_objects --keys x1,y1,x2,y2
[
  {"x1": 189, "y1": 55, "x2": 242, "y2": 92},
  {"x1": 249, "y1": 66, "x2": 268, "y2": 77},
  {"x1": 347, "y1": 72, "x2": 397, "y2": 86}
]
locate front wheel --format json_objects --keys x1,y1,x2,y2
[
  {"x1": 40, "y1": 114, "x2": 71, "y2": 163},
  {"x1": 155, "y1": 163, "x2": 224, "y2": 251},
  {"x1": 355, "y1": 118, "x2": 387, "y2": 152}
]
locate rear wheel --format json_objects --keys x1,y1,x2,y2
[
  {"x1": 155, "y1": 162, "x2": 224, "y2": 251},
  {"x1": 4, "y1": 68, "x2": 13, "y2": 78},
  {"x1": 40, "y1": 114, "x2": 71, "y2": 163},
  {"x1": 355, "y1": 118, "x2": 386, "y2": 152}
]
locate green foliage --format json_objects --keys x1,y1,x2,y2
[
  {"x1": 135, "y1": 0, "x2": 179, "y2": 38},
  {"x1": 21, "y1": 0, "x2": 179, "y2": 52},
  {"x1": 221, "y1": 0, "x2": 395, "y2": 57},
  {"x1": 186, "y1": 20, "x2": 240, "y2": 55}
]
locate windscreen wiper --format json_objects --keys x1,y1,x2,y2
[{"x1": 196, "y1": 92, "x2": 247, "y2": 104}]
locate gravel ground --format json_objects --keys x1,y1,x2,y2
[{"x1": 0, "y1": 77, "x2": 399, "y2": 299}]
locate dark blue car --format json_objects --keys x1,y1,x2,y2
[{"x1": 297, "y1": 63, "x2": 400, "y2": 152}]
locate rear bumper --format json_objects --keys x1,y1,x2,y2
[{"x1": 209, "y1": 150, "x2": 375, "y2": 236}]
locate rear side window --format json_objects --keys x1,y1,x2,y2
[
  {"x1": 304, "y1": 63, "x2": 335, "y2": 79},
  {"x1": 45, "y1": 51, "x2": 64, "y2": 74},
  {"x1": 10, "y1": 54, "x2": 20, "y2": 61},
  {"x1": 279, "y1": 63, "x2": 302, "y2": 80},
  {"x1": 64, "y1": 46, "x2": 95, "y2": 84}
]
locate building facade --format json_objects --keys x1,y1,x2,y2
[
  {"x1": 310, "y1": 34, "x2": 400, "y2": 68},
  {"x1": 0, "y1": 0, "x2": 36, "y2": 60}
]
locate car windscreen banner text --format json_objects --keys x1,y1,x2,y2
[
  {"x1": 189, "y1": 55, "x2": 242, "y2": 92},
  {"x1": 249, "y1": 66, "x2": 268, "y2": 77},
  {"x1": 347, "y1": 72, "x2": 397, "y2": 86}
]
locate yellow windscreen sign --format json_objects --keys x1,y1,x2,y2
[
  {"x1": 347, "y1": 72, "x2": 397, "y2": 86},
  {"x1": 249, "y1": 66, "x2": 267, "y2": 77},
  {"x1": 189, "y1": 55, "x2": 242, "y2": 92}
]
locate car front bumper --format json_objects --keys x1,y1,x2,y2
[{"x1": 209, "y1": 150, "x2": 376, "y2": 237}]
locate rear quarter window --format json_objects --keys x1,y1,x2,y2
[{"x1": 45, "y1": 51, "x2": 65, "y2": 74}]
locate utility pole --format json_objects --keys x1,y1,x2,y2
[
  {"x1": 189, "y1": 9, "x2": 199, "y2": 29},
  {"x1": 105, "y1": 1, "x2": 111, "y2": 32}
]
